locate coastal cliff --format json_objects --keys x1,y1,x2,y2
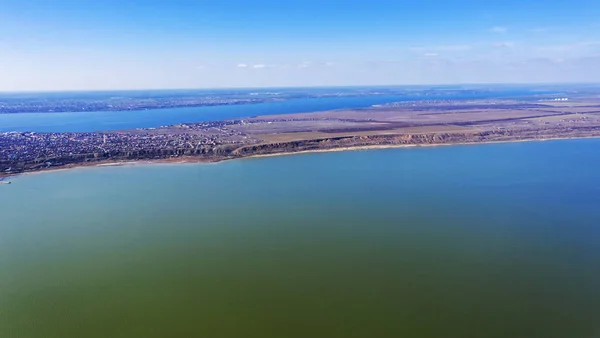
[{"x1": 3, "y1": 125, "x2": 600, "y2": 178}]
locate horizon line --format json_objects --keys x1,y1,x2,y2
[{"x1": 1, "y1": 81, "x2": 600, "y2": 95}]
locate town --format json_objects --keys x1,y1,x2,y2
[{"x1": 0, "y1": 120, "x2": 258, "y2": 175}]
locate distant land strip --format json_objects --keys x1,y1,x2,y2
[{"x1": 2, "y1": 98, "x2": 600, "y2": 178}]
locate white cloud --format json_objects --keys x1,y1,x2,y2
[
  {"x1": 195, "y1": 65, "x2": 206, "y2": 70},
  {"x1": 240, "y1": 64, "x2": 291, "y2": 69},
  {"x1": 492, "y1": 42, "x2": 515, "y2": 48},
  {"x1": 490, "y1": 26, "x2": 508, "y2": 33},
  {"x1": 298, "y1": 61, "x2": 312, "y2": 68},
  {"x1": 424, "y1": 53, "x2": 438, "y2": 57},
  {"x1": 536, "y1": 41, "x2": 600, "y2": 52},
  {"x1": 410, "y1": 45, "x2": 471, "y2": 52}
]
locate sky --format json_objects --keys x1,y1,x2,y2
[{"x1": 1, "y1": 0, "x2": 600, "y2": 91}]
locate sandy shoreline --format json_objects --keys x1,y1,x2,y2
[
  {"x1": 2, "y1": 135, "x2": 599, "y2": 180},
  {"x1": 240, "y1": 135, "x2": 598, "y2": 160},
  {"x1": 1, "y1": 157, "x2": 218, "y2": 179}
]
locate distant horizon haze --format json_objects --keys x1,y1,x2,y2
[{"x1": 1, "y1": 81, "x2": 599, "y2": 95}]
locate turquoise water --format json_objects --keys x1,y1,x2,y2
[
  {"x1": 1, "y1": 139, "x2": 600, "y2": 337},
  {"x1": 0, "y1": 90, "x2": 536, "y2": 133}
]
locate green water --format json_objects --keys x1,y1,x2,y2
[{"x1": 1, "y1": 140, "x2": 600, "y2": 338}]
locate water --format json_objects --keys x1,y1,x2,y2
[
  {"x1": 1, "y1": 139, "x2": 599, "y2": 338},
  {"x1": 0, "y1": 90, "x2": 535, "y2": 133}
]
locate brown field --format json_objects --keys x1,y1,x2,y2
[
  {"x1": 230, "y1": 100, "x2": 600, "y2": 144},
  {"x1": 256, "y1": 125, "x2": 477, "y2": 143}
]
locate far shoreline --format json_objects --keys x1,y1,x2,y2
[{"x1": 2, "y1": 135, "x2": 599, "y2": 182}]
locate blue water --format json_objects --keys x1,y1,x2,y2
[
  {"x1": 0, "y1": 90, "x2": 535, "y2": 133},
  {"x1": 1, "y1": 139, "x2": 600, "y2": 338}
]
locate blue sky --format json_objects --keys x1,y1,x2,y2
[{"x1": 1, "y1": 0, "x2": 599, "y2": 91}]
